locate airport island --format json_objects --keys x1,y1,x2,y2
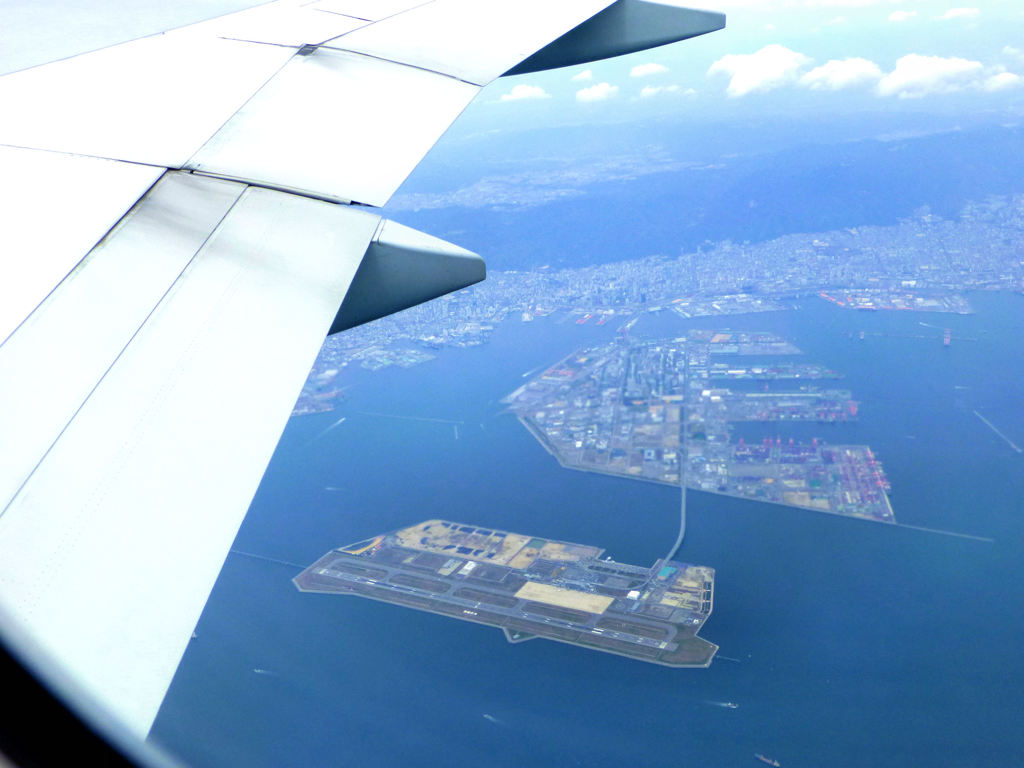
[
  {"x1": 296, "y1": 520, "x2": 717, "y2": 668},
  {"x1": 504, "y1": 331, "x2": 894, "y2": 523}
]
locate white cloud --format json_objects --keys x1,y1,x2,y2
[
  {"x1": 877, "y1": 54, "x2": 984, "y2": 98},
  {"x1": 641, "y1": 85, "x2": 673, "y2": 97},
  {"x1": 810, "y1": 15, "x2": 847, "y2": 32},
  {"x1": 631, "y1": 62, "x2": 669, "y2": 78},
  {"x1": 576, "y1": 82, "x2": 619, "y2": 103},
  {"x1": 1003, "y1": 46, "x2": 1024, "y2": 63},
  {"x1": 938, "y1": 7, "x2": 980, "y2": 20},
  {"x1": 571, "y1": 69, "x2": 593, "y2": 82},
  {"x1": 805, "y1": 0, "x2": 885, "y2": 5},
  {"x1": 708, "y1": 45, "x2": 811, "y2": 97},
  {"x1": 983, "y1": 72, "x2": 1023, "y2": 91},
  {"x1": 888, "y1": 10, "x2": 917, "y2": 22},
  {"x1": 639, "y1": 84, "x2": 691, "y2": 98},
  {"x1": 499, "y1": 84, "x2": 550, "y2": 102},
  {"x1": 801, "y1": 58, "x2": 883, "y2": 90}
]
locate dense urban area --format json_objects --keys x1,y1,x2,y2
[{"x1": 295, "y1": 195, "x2": 1023, "y2": 411}]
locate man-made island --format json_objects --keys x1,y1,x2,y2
[
  {"x1": 504, "y1": 332, "x2": 894, "y2": 523},
  {"x1": 295, "y1": 520, "x2": 717, "y2": 668}
]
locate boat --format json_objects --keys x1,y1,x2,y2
[
  {"x1": 755, "y1": 755, "x2": 780, "y2": 767},
  {"x1": 707, "y1": 700, "x2": 739, "y2": 709}
]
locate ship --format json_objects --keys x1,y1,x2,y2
[
  {"x1": 706, "y1": 700, "x2": 738, "y2": 709},
  {"x1": 755, "y1": 755, "x2": 781, "y2": 767}
]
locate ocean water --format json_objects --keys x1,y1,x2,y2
[{"x1": 152, "y1": 292, "x2": 1024, "y2": 768}]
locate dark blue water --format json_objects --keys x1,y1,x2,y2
[{"x1": 153, "y1": 293, "x2": 1024, "y2": 768}]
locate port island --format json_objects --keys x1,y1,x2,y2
[{"x1": 503, "y1": 331, "x2": 894, "y2": 523}]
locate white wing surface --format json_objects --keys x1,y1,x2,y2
[{"x1": 0, "y1": 0, "x2": 724, "y2": 738}]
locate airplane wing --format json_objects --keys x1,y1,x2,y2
[{"x1": 0, "y1": 0, "x2": 724, "y2": 739}]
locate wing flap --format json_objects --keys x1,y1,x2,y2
[
  {"x1": 0, "y1": 172, "x2": 245, "y2": 513},
  {"x1": 0, "y1": 184, "x2": 381, "y2": 736}
]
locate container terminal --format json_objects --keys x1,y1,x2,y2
[{"x1": 295, "y1": 520, "x2": 717, "y2": 668}]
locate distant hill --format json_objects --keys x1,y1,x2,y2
[{"x1": 388, "y1": 122, "x2": 1024, "y2": 271}]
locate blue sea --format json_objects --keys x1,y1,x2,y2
[{"x1": 152, "y1": 292, "x2": 1024, "y2": 768}]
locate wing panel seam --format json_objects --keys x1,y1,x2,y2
[
  {"x1": 0, "y1": 169, "x2": 167, "y2": 353},
  {"x1": 0, "y1": 142, "x2": 168, "y2": 170},
  {"x1": 0, "y1": 182, "x2": 248, "y2": 520},
  {"x1": 315, "y1": 0, "x2": 437, "y2": 26},
  {"x1": 180, "y1": 48, "x2": 300, "y2": 172},
  {"x1": 314, "y1": 44, "x2": 481, "y2": 85}
]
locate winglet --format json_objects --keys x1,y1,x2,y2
[
  {"x1": 330, "y1": 220, "x2": 485, "y2": 334},
  {"x1": 504, "y1": 0, "x2": 725, "y2": 76}
]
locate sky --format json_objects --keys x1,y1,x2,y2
[
  {"x1": 5, "y1": 0, "x2": 1022, "y2": 144},
  {"x1": 465, "y1": 0, "x2": 1024, "y2": 134},
  {"x1": 4, "y1": 0, "x2": 1022, "y2": 191},
  {"x1": 6, "y1": 1, "x2": 1022, "y2": 114}
]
